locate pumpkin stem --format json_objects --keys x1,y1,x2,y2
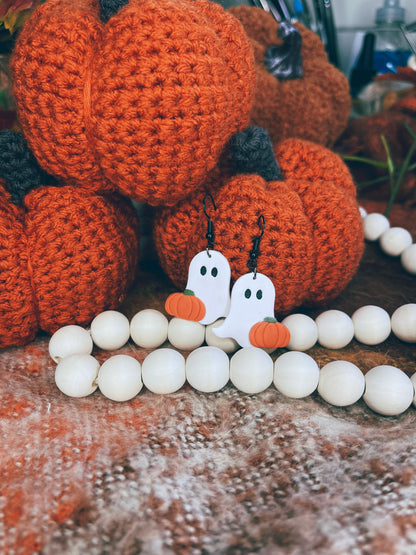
[
  {"x1": 230, "y1": 126, "x2": 283, "y2": 181},
  {"x1": 183, "y1": 289, "x2": 195, "y2": 296},
  {"x1": 0, "y1": 130, "x2": 56, "y2": 204},
  {"x1": 99, "y1": 0, "x2": 129, "y2": 23},
  {"x1": 264, "y1": 22, "x2": 303, "y2": 81},
  {"x1": 264, "y1": 317, "x2": 277, "y2": 323}
]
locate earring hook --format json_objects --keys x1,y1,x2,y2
[
  {"x1": 247, "y1": 215, "x2": 266, "y2": 279},
  {"x1": 257, "y1": 215, "x2": 265, "y2": 240},
  {"x1": 203, "y1": 194, "x2": 216, "y2": 256}
]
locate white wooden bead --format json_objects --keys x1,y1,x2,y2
[
  {"x1": 363, "y1": 365, "x2": 414, "y2": 416},
  {"x1": 391, "y1": 304, "x2": 416, "y2": 343},
  {"x1": 411, "y1": 373, "x2": 416, "y2": 407},
  {"x1": 379, "y1": 227, "x2": 412, "y2": 257},
  {"x1": 351, "y1": 305, "x2": 391, "y2": 345},
  {"x1": 142, "y1": 348, "x2": 186, "y2": 394},
  {"x1": 315, "y1": 310, "x2": 354, "y2": 349},
  {"x1": 130, "y1": 309, "x2": 168, "y2": 349},
  {"x1": 167, "y1": 317, "x2": 205, "y2": 351},
  {"x1": 186, "y1": 346, "x2": 229, "y2": 393},
  {"x1": 55, "y1": 354, "x2": 100, "y2": 398},
  {"x1": 230, "y1": 347, "x2": 273, "y2": 394},
  {"x1": 90, "y1": 310, "x2": 130, "y2": 350},
  {"x1": 205, "y1": 319, "x2": 239, "y2": 353},
  {"x1": 359, "y1": 206, "x2": 367, "y2": 218},
  {"x1": 318, "y1": 361, "x2": 365, "y2": 406},
  {"x1": 281, "y1": 314, "x2": 318, "y2": 351},
  {"x1": 401, "y1": 244, "x2": 416, "y2": 275},
  {"x1": 274, "y1": 351, "x2": 319, "y2": 398},
  {"x1": 363, "y1": 213, "x2": 390, "y2": 241},
  {"x1": 49, "y1": 325, "x2": 93, "y2": 363},
  {"x1": 97, "y1": 355, "x2": 142, "y2": 402}
]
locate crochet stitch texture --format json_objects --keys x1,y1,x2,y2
[
  {"x1": 229, "y1": 5, "x2": 351, "y2": 148},
  {"x1": 154, "y1": 138, "x2": 364, "y2": 315},
  {"x1": 0, "y1": 184, "x2": 140, "y2": 348},
  {"x1": 11, "y1": 0, "x2": 256, "y2": 206}
]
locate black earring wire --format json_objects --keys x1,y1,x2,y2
[
  {"x1": 203, "y1": 194, "x2": 216, "y2": 257},
  {"x1": 247, "y1": 215, "x2": 265, "y2": 279}
]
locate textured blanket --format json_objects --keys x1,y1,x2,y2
[{"x1": 1, "y1": 201, "x2": 415, "y2": 555}]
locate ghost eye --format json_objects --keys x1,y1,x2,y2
[
  {"x1": 245, "y1": 289, "x2": 251, "y2": 299},
  {"x1": 211, "y1": 267, "x2": 218, "y2": 277},
  {"x1": 256, "y1": 290, "x2": 263, "y2": 300},
  {"x1": 200, "y1": 266, "x2": 207, "y2": 276}
]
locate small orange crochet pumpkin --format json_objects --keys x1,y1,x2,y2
[
  {"x1": 0, "y1": 183, "x2": 139, "y2": 348},
  {"x1": 154, "y1": 129, "x2": 364, "y2": 315},
  {"x1": 229, "y1": 6, "x2": 351, "y2": 148},
  {"x1": 11, "y1": 0, "x2": 255, "y2": 206}
]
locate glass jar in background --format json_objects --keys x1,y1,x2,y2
[{"x1": 372, "y1": 0, "x2": 412, "y2": 75}]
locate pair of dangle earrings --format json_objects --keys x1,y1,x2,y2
[{"x1": 165, "y1": 195, "x2": 290, "y2": 350}]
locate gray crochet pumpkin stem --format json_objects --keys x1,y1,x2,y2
[
  {"x1": 264, "y1": 22, "x2": 303, "y2": 81},
  {"x1": 99, "y1": 0, "x2": 129, "y2": 23},
  {"x1": 230, "y1": 126, "x2": 283, "y2": 182}
]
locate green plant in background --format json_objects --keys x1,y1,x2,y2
[
  {"x1": 0, "y1": 0, "x2": 44, "y2": 43},
  {"x1": 342, "y1": 122, "x2": 416, "y2": 217}
]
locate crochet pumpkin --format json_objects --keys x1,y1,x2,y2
[
  {"x1": 228, "y1": 5, "x2": 351, "y2": 148},
  {"x1": 10, "y1": 0, "x2": 256, "y2": 206},
  {"x1": 0, "y1": 179, "x2": 140, "y2": 348},
  {"x1": 153, "y1": 128, "x2": 364, "y2": 315}
]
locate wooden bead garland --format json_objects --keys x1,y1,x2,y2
[
  {"x1": 186, "y1": 347, "x2": 230, "y2": 393},
  {"x1": 130, "y1": 309, "x2": 169, "y2": 349},
  {"x1": 351, "y1": 306, "x2": 391, "y2": 345},
  {"x1": 230, "y1": 347, "x2": 274, "y2": 395},
  {"x1": 274, "y1": 351, "x2": 319, "y2": 399},
  {"x1": 360, "y1": 207, "x2": 416, "y2": 275},
  {"x1": 314, "y1": 310, "x2": 355, "y2": 350},
  {"x1": 142, "y1": 349, "x2": 186, "y2": 395},
  {"x1": 49, "y1": 325, "x2": 93, "y2": 363},
  {"x1": 391, "y1": 305, "x2": 416, "y2": 343},
  {"x1": 97, "y1": 354, "x2": 143, "y2": 401},
  {"x1": 90, "y1": 310, "x2": 130, "y2": 351},
  {"x1": 49, "y1": 209, "x2": 415, "y2": 416},
  {"x1": 55, "y1": 354, "x2": 100, "y2": 398},
  {"x1": 317, "y1": 361, "x2": 365, "y2": 407},
  {"x1": 50, "y1": 302, "x2": 416, "y2": 416},
  {"x1": 363, "y1": 365, "x2": 414, "y2": 417}
]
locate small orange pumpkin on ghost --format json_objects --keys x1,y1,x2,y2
[
  {"x1": 249, "y1": 318, "x2": 290, "y2": 349},
  {"x1": 165, "y1": 290, "x2": 206, "y2": 322}
]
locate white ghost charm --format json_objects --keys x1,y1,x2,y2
[
  {"x1": 165, "y1": 250, "x2": 231, "y2": 326},
  {"x1": 186, "y1": 250, "x2": 231, "y2": 325},
  {"x1": 213, "y1": 272, "x2": 290, "y2": 349}
]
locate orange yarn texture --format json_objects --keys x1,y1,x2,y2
[
  {"x1": 11, "y1": 0, "x2": 255, "y2": 206},
  {"x1": 229, "y1": 6, "x2": 351, "y2": 148},
  {"x1": 0, "y1": 184, "x2": 140, "y2": 348},
  {"x1": 154, "y1": 138, "x2": 364, "y2": 315}
]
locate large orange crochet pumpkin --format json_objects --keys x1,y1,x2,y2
[
  {"x1": 0, "y1": 183, "x2": 139, "y2": 348},
  {"x1": 154, "y1": 134, "x2": 364, "y2": 315},
  {"x1": 10, "y1": 0, "x2": 255, "y2": 206},
  {"x1": 229, "y1": 6, "x2": 351, "y2": 148}
]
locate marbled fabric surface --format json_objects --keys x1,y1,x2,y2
[{"x1": 1, "y1": 201, "x2": 415, "y2": 555}]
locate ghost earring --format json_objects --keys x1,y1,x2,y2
[
  {"x1": 213, "y1": 215, "x2": 290, "y2": 349},
  {"x1": 165, "y1": 194, "x2": 232, "y2": 326}
]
